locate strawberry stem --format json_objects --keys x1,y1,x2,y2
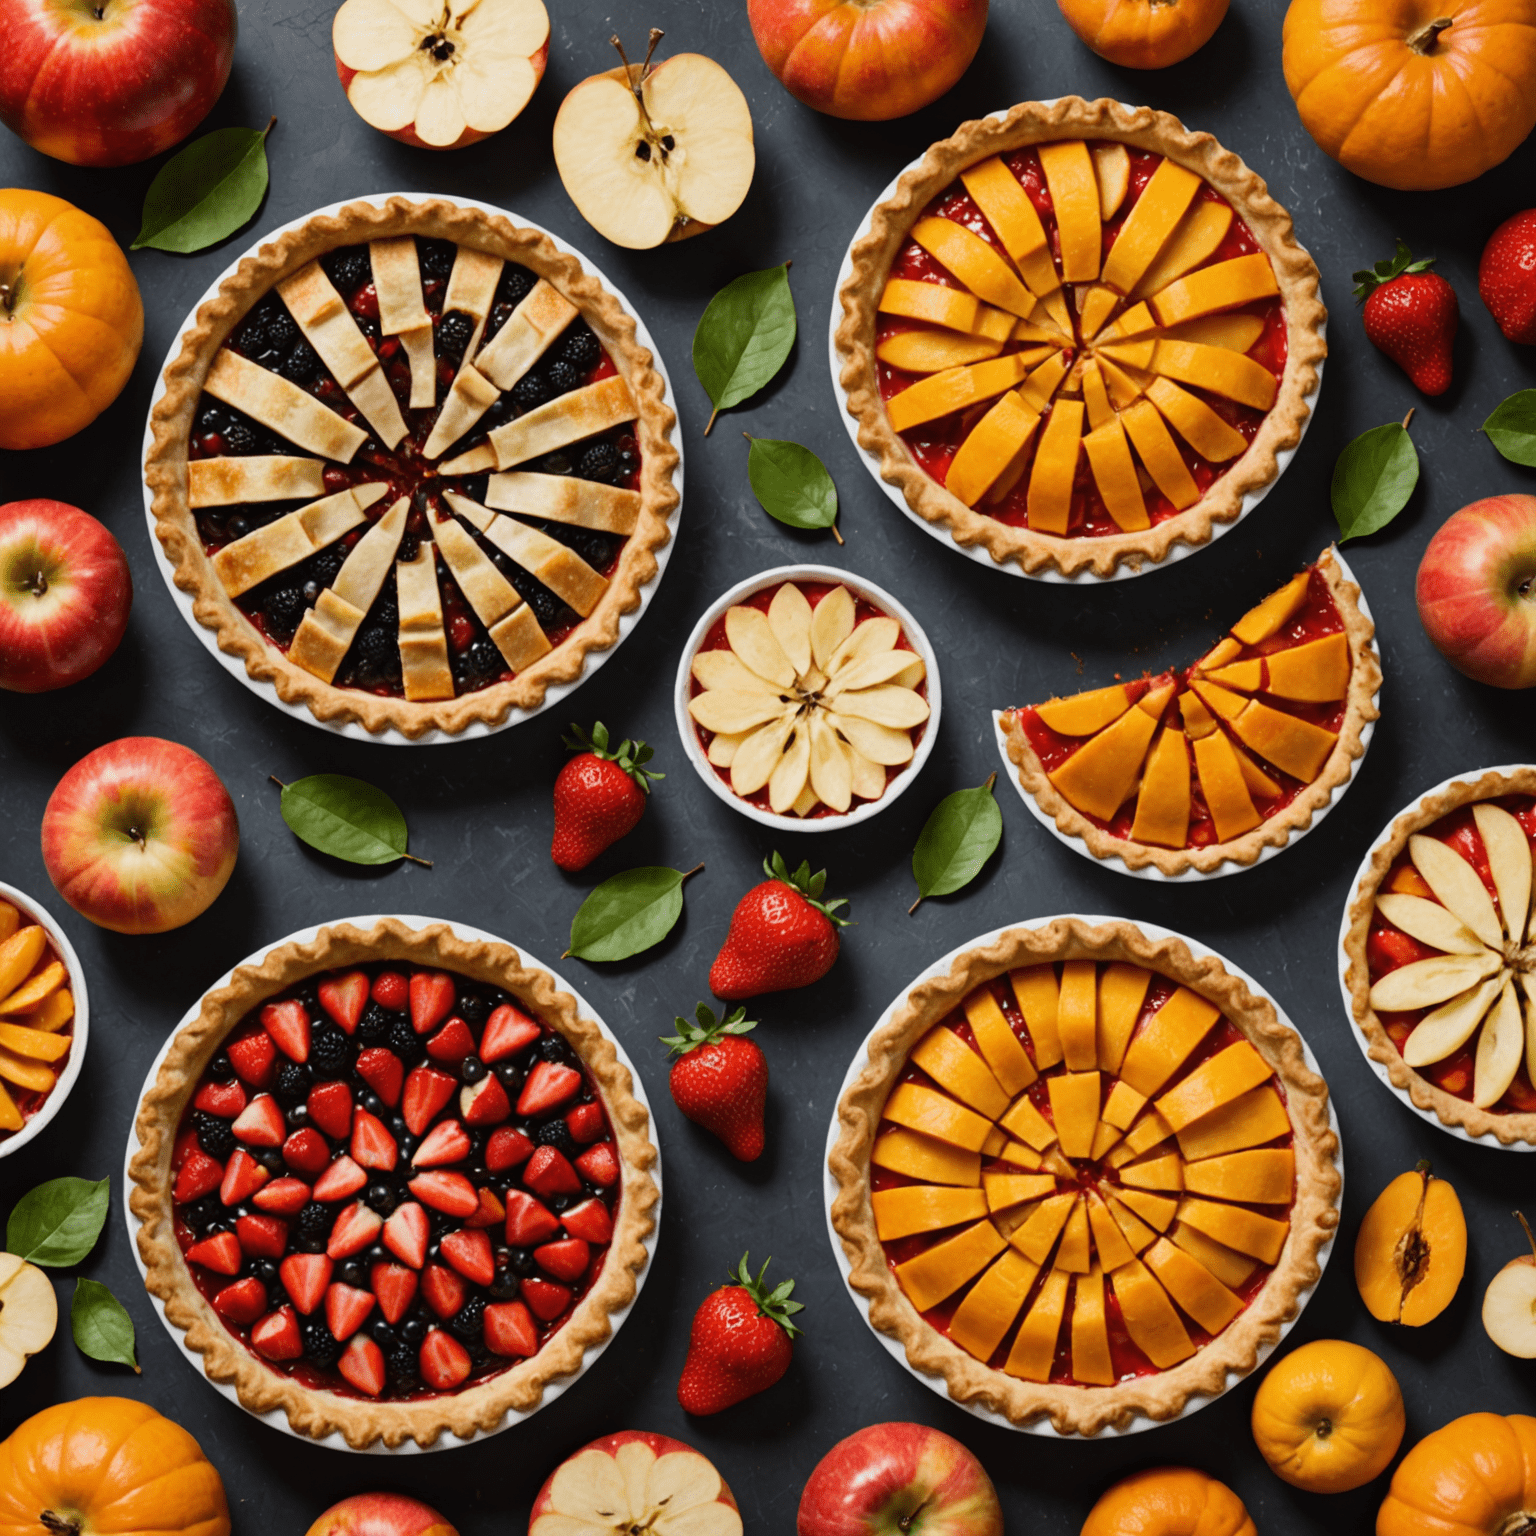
[{"x1": 730, "y1": 1251, "x2": 804, "y2": 1338}]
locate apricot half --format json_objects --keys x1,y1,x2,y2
[{"x1": 1354, "y1": 1164, "x2": 1466, "y2": 1325}]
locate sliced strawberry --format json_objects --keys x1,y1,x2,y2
[
  {"x1": 483, "y1": 1299, "x2": 539, "y2": 1357},
  {"x1": 312, "y1": 1154, "x2": 368, "y2": 1203},
  {"x1": 460, "y1": 1074, "x2": 510, "y2": 1128},
  {"x1": 516, "y1": 1061, "x2": 582, "y2": 1117},
  {"x1": 185, "y1": 1230, "x2": 242, "y2": 1275},
  {"x1": 174, "y1": 1149, "x2": 225, "y2": 1204},
  {"x1": 307, "y1": 1080, "x2": 354, "y2": 1140},
  {"x1": 350, "y1": 1109, "x2": 398, "y2": 1171},
  {"x1": 371, "y1": 1262, "x2": 419, "y2": 1323},
  {"x1": 337, "y1": 1333, "x2": 385, "y2": 1396},
  {"x1": 419, "y1": 1328, "x2": 471, "y2": 1390},
  {"x1": 413, "y1": 1119, "x2": 471, "y2": 1168},
  {"x1": 327, "y1": 1200, "x2": 383, "y2": 1260},
  {"x1": 410, "y1": 971, "x2": 456, "y2": 1035},
  {"x1": 402, "y1": 1065, "x2": 457, "y2": 1136},
  {"x1": 465, "y1": 1186, "x2": 506, "y2": 1230},
  {"x1": 382, "y1": 1202, "x2": 430, "y2": 1269},
  {"x1": 521, "y1": 1276, "x2": 572, "y2": 1322},
  {"x1": 280, "y1": 1253, "x2": 334, "y2": 1315},
  {"x1": 503, "y1": 1190, "x2": 560, "y2": 1247},
  {"x1": 421, "y1": 1262, "x2": 467, "y2": 1318},
  {"x1": 252, "y1": 1176, "x2": 311, "y2": 1215},
  {"x1": 251, "y1": 1306, "x2": 303, "y2": 1361},
  {"x1": 194, "y1": 1079, "x2": 247, "y2": 1117},
  {"x1": 236, "y1": 1213, "x2": 289, "y2": 1260},
  {"x1": 318, "y1": 971, "x2": 369, "y2": 1033},
  {"x1": 523, "y1": 1146, "x2": 581, "y2": 1198},
  {"x1": 408, "y1": 1169, "x2": 478, "y2": 1218},
  {"x1": 220, "y1": 1149, "x2": 270, "y2": 1206},
  {"x1": 426, "y1": 1017, "x2": 476, "y2": 1064},
  {"x1": 261, "y1": 999, "x2": 311, "y2": 1062},
  {"x1": 441, "y1": 1227, "x2": 494, "y2": 1286},
  {"x1": 486, "y1": 1125, "x2": 534, "y2": 1172},
  {"x1": 212, "y1": 1276, "x2": 267, "y2": 1326},
  {"x1": 575, "y1": 1142, "x2": 619, "y2": 1188},
  {"x1": 325, "y1": 1281, "x2": 377, "y2": 1341},
  {"x1": 226, "y1": 1029, "x2": 277, "y2": 1088},
  {"x1": 566, "y1": 1103, "x2": 606, "y2": 1145},
  {"x1": 480, "y1": 1004, "x2": 541, "y2": 1064},
  {"x1": 356, "y1": 1048, "x2": 404, "y2": 1109},
  {"x1": 534, "y1": 1237, "x2": 590, "y2": 1283},
  {"x1": 231, "y1": 1094, "x2": 285, "y2": 1148},
  {"x1": 561, "y1": 1197, "x2": 614, "y2": 1245},
  {"x1": 372, "y1": 970, "x2": 409, "y2": 1010},
  {"x1": 282, "y1": 1127, "x2": 331, "y2": 1179}
]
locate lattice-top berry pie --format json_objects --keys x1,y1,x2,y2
[
  {"x1": 146, "y1": 197, "x2": 679, "y2": 738},
  {"x1": 835, "y1": 98, "x2": 1326, "y2": 579},
  {"x1": 128, "y1": 919, "x2": 659, "y2": 1449}
]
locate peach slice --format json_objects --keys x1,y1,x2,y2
[
  {"x1": 878, "y1": 278, "x2": 980, "y2": 334},
  {"x1": 959, "y1": 158, "x2": 1049, "y2": 260},
  {"x1": 1098, "y1": 965, "x2": 1154, "y2": 1075},
  {"x1": 1100, "y1": 159, "x2": 1202, "y2": 295},
  {"x1": 1081, "y1": 416, "x2": 1149, "y2": 531},
  {"x1": 1011, "y1": 1192, "x2": 1079, "y2": 1266},
  {"x1": 1132, "y1": 200, "x2": 1234, "y2": 299},
  {"x1": 0, "y1": 1023, "x2": 70, "y2": 1063},
  {"x1": 910, "y1": 218, "x2": 1036, "y2": 319},
  {"x1": 963, "y1": 988, "x2": 1037, "y2": 1096},
  {"x1": 1121, "y1": 400, "x2": 1200, "y2": 510},
  {"x1": 1071, "y1": 1265, "x2": 1115, "y2": 1384},
  {"x1": 1264, "y1": 631, "x2": 1352, "y2": 701},
  {"x1": 1175, "y1": 1084, "x2": 1290, "y2": 1161},
  {"x1": 1057, "y1": 963, "x2": 1099, "y2": 1072},
  {"x1": 876, "y1": 327, "x2": 1003, "y2": 373},
  {"x1": 871, "y1": 1127, "x2": 980, "y2": 1188},
  {"x1": 1230, "y1": 699, "x2": 1337, "y2": 782},
  {"x1": 1474, "y1": 802, "x2": 1533, "y2": 940},
  {"x1": 1156, "y1": 1040, "x2": 1273, "y2": 1132},
  {"x1": 1354, "y1": 1164, "x2": 1465, "y2": 1326},
  {"x1": 894, "y1": 1220, "x2": 1006, "y2": 1312},
  {"x1": 1081, "y1": 359, "x2": 1115, "y2": 429},
  {"x1": 1102, "y1": 1080, "x2": 1149, "y2": 1131},
  {"x1": 886, "y1": 352, "x2": 1031, "y2": 433},
  {"x1": 1115, "y1": 1186, "x2": 1177, "y2": 1229},
  {"x1": 0, "y1": 1048, "x2": 54, "y2": 1093},
  {"x1": 945, "y1": 390, "x2": 1041, "y2": 508},
  {"x1": 1048, "y1": 1071, "x2": 1101, "y2": 1158},
  {"x1": 1109, "y1": 1108, "x2": 1175, "y2": 1166},
  {"x1": 1111, "y1": 1258, "x2": 1195, "y2": 1368},
  {"x1": 1106, "y1": 1194, "x2": 1158, "y2": 1254},
  {"x1": 1119, "y1": 988, "x2": 1222, "y2": 1098},
  {"x1": 1091, "y1": 142, "x2": 1131, "y2": 219},
  {"x1": 1160, "y1": 314, "x2": 1267, "y2": 353},
  {"x1": 1145, "y1": 1237, "x2": 1243, "y2": 1334},
  {"x1": 1076, "y1": 284, "x2": 1119, "y2": 342},
  {"x1": 1150, "y1": 253, "x2": 1280, "y2": 327},
  {"x1": 1011, "y1": 966, "x2": 1064, "y2": 1070},
  {"x1": 0, "y1": 928, "x2": 45, "y2": 1002},
  {"x1": 871, "y1": 1184, "x2": 988, "y2": 1240},
  {"x1": 1047, "y1": 681, "x2": 1161, "y2": 820},
  {"x1": 1120, "y1": 1153, "x2": 1184, "y2": 1193},
  {"x1": 1035, "y1": 684, "x2": 1132, "y2": 737},
  {"x1": 1005, "y1": 1266, "x2": 1070, "y2": 1380},
  {"x1": 1184, "y1": 1149, "x2": 1294, "y2": 1204},
  {"x1": 1087, "y1": 1193, "x2": 1137, "y2": 1270},
  {"x1": 1146, "y1": 376, "x2": 1249, "y2": 461},
  {"x1": 1037, "y1": 141, "x2": 1101, "y2": 282},
  {"x1": 949, "y1": 1249, "x2": 1038, "y2": 1362},
  {"x1": 1000, "y1": 1091, "x2": 1057, "y2": 1151},
  {"x1": 1178, "y1": 1197, "x2": 1289, "y2": 1265},
  {"x1": 0, "y1": 962, "x2": 64, "y2": 1015},
  {"x1": 0, "y1": 903, "x2": 17, "y2": 943},
  {"x1": 910, "y1": 1027, "x2": 1010, "y2": 1121},
  {"x1": 883, "y1": 1082, "x2": 994, "y2": 1152},
  {"x1": 983, "y1": 1172, "x2": 1058, "y2": 1213},
  {"x1": 1090, "y1": 1121, "x2": 1124, "y2": 1160},
  {"x1": 1153, "y1": 339, "x2": 1278, "y2": 410},
  {"x1": 1057, "y1": 1198, "x2": 1092, "y2": 1273},
  {"x1": 1025, "y1": 397, "x2": 1085, "y2": 534},
  {"x1": 1193, "y1": 728, "x2": 1261, "y2": 843},
  {"x1": 1230, "y1": 570, "x2": 1311, "y2": 645},
  {"x1": 1169, "y1": 1220, "x2": 1256, "y2": 1290},
  {"x1": 25, "y1": 988, "x2": 73, "y2": 1034}
]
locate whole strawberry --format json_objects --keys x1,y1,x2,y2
[
  {"x1": 1480, "y1": 209, "x2": 1536, "y2": 343},
  {"x1": 709, "y1": 852, "x2": 848, "y2": 1000},
  {"x1": 663, "y1": 1003, "x2": 767, "y2": 1161},
  {"x1": 1353, "y1": 239, "x2": 1458, "y2": 396},
  {"x1": 551, "y1": 722, "x2": 662, "y2": 872},
  {"x1": 678, "y1": 1253, "x2": 803, "y2": 1415}
]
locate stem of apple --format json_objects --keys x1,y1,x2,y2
[{"x1": 27, "y1": 570, "x2": 47, "y2": 597}]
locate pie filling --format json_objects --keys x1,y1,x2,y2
[
  {"x1": 169, "y1": 960, "x2": 622, "y2": 1401},
  {"x1": 0, "y1": 900, "x2": 76, "y2": 1138},
  {"x1": 188, "y1": 237, "x2": 646, "y2": 701},
  {"x1": 1007, "y1": 561, "x2": 1353, "y2": 851},
  {"x1": 687, "y1": 579, "x2": 930, "y2": 819},
  {"x1": 1365, "y1": 795, "x2": 1536, "y2": 1114},
  {"x1": 872, "y1": 961, "x2": 1296, "y2": 1386},
  {"x1": 875, "y1": 141, "x2": 1287, "y2": 536}
]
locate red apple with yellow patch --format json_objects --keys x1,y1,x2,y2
[{"x1": 305, "y1": 1494, "x2": 457, "y2": 1536}]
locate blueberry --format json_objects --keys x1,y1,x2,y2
[
  {"x1": 458, "y1": 994, "x2": 488, "y2": 1026},
  {"x1": 285, "y1": 1103, "x2": 310, "y2": 1130},
  {"x1": 366, "y1": 1181, "x2": 397, "y2": 1217},
  {"x1": 460, "y1": 1055, "x2": 486, "y2": 1084},
  {"x1": 360, "y1": 1090, "x2": 385, "y2": 1117},
  {"x1": 534, "y1": 1034, "x2": 579, "y2": 1068},
  {"x1": 370, "y1": 1318, "x2": 396, "y2": 1346},
  {"x1": 494, "y1": 1062, "x2": 524, "y2": 1092},
  {"x1": 255, "y1": 1147, "x2": 284, "y2": 1175},
  {"x1": 338, "y1": 1261, "x2": 366, "y2": 1289},
  {"x1": 401, "y1": 1317, "x2": 427, "y2": 1344},
  {"x1": 506, "y1": 1247, "x2": 536, "y2": 1278},
  {"x1": 488, "y1": 1267, "x2": 520, "y2": 1301},
  {"x1": 184, "y1": 1197, "x2": 219, "y2": 1233},
  {"x1": 365, "y1": 1242, "x2": 389, "y2": 1265},
  {"x1": 250, "y1": 1259, "x2": 279, "y2": 1287},
  {"x1": 207, "y1": 1050, "x2": 235, "y2": 1082}
]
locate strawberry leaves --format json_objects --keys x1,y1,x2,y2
[
  {"x1": 1481, "y1": 390, "x2": 1536, "y2": 466},
  {"x1": 565, "y1": 722, "x2": 664, "y2": 792},
  {"x1": 1332, "y1": 413, "x2": 1420, "y2": 542},
  {"x1": 910, "y1": 774, "x2": 1003, "y2": 913},
  {"x1": 662, "y1": 1002, "x2": 756, "y2": 1056},
  {"x1": 730, "y1": 1252, "x2": 803, "y2": 1338},
  {"x1": 764, "y1": 851, "x2": 849, "y2": 926},
  {"x1": 567, "y1": 865, "x2": 703, "y2": 963},
  {"x1": 1352, "y1": 238, "x2": 1437, "y2": 302},
  {"x1": 693, "y1": 265, "x2": 797, "y2": 434}
]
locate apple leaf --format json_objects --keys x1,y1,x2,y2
[
  {"x1": 71, "y1": 1280, "x2": 139, "y2": 1373},
  {"x1": 692, "y1": 265, "x2": 796, "y2": 433},
  {"x1": 133, "y1": 120, "x2": 275, "y2": 254},
  {"x1": 746, "y1": 435, "x2": 841, "y2": 540},
  {"x1": 910, "y1": 775, "x2": 1002, "y2": 913},
  {"x1": 5, "y1": 1177, "x2": 110, "y2": 1268},
  {"x1": 1481, "y1": 390, "x2": 1536, "y2": 466},
  {"x1": 1332, "y1": 418, "x2": 1419, "y2": 542},
  {"x1": 277, "y1": 774, "x2": 428, "y2": 867},
  {"x1": 567, "y1": 865, "x2": 701, "y2": 963}
]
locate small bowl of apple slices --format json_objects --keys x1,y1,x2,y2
[{"x1": 0, "y1": 882, "x2": 88, "y2": 1159}]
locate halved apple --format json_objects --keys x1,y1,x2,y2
[{"x1": 0, "y1": 1252, "x2": 57, "y2": 1389}]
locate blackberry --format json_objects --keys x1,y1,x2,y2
[
  {"x1": 347, "y1": 624, "x2": 399, "y2": 687},
  {"x1": 237, "y1": 297, "x2": 297, "y2": 362},
  {"x1": 386, "y1": 1341, "x2": 419, "y2": 1384},
  {"x1": 449, "y1": 1295, "x2": 486, "y2": 1342},
  {"x1": 222, "y1": 417, "x2": 261, "y2": 455},
  {"x1": 195, "y1": 401, "x2": 231, "y2": 437},
  {"x1": 184, "y1": 1196, "x2": 220, "y2": 1233},
  {"x1": 308, "y1": 543, "x2": 348, "y2": 587},
  {"x1": 357, "y1": 1002, "x2": 393, "y2": 1042},
  {"x1": 310, "y1": 1020, "x2": 353, "y2": 1077},
  {"x1": 452, "y1": 638, "x2": 501, "y2": 691},
  {"x1": 559, "y1": 326, "x2": 601, "y2": 371},
  {"x1": 511, "y1": 372, "x2": 552, "y2": 412},
  {"x1": 496, "y1": 265, "x2": 535, "y2": 308},
  {"x1": 438, "y1": 310, "x2": 474, "y2": 360},
  {"x1": 301, "y1": 1317, "x2": 340, "y2": 1367},
  {"x1": 481, "y1": 300, "x2": 514, "y2": 346},
  {"x1": 297, "y1": 1202, "x2": 333, "y2": 1240},
  {"x1": 467, "y1": 1338, "x2": 493, "y2": 1370},
  {"x1": 577, "y1": 441, "x2": 620, "y2": 483},
  {"x1": 387, "y1": 1014, "x2": 424, "y2": 1064},
  {"x1": 263, "y1": 587, "x2": 308, "y2": 643},
  {"x1": 322, "y1": 246, "x2": 371, "y2": 294},
  {"x1": 534, "y1": 1033, "x2": 579, "y2": 1068},
  {"x1": 544, "y1": 359, "x2": 582, "y2": 396},
  {"x1": 366, "y1": 1181, "x2": 398, "y2": 1217},
  {"x1": 547, "y1": 524, "x2": 617, "y2": 573},
  {"x1": 418, "y1": 238, "x2": 456, "y2": 281},
  {"x1": 274, "y1": 1061, "x2": 310, "y2": 1107},
  {"x1": 192, "y1": 1111, "x2": 235, "y2": 1159},
  {"x1": 506, "y1": 569, "x2": 568, "y2": 631},
  {"x1": 533, "y1": 1118, "x2": 576, "y2": 1158},
  {"x1": 278, "y1": 339, "x2": 322, "y2": 384}
]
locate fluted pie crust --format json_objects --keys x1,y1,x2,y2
[
  {"x1": 1342, "y1": 766, "x2": 1536, "y2": 1147},
  {"x1": 835, "y1": 97, "x2": 1328, "y2": 579},
  {"x1": 828, "y1": 917, "x2": 1340, "y2": 1435},
  {"x1": 145, "y1": 196, "x2": 680, "y2": 739},
  {"x1": 128, "y1": 918, "x2": 660, "y2": 1450}
]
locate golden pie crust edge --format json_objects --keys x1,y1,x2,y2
[
  {"x1": 834, "y1": 96, "x2": 1329, "y2": 579},
  {"x1": 1341, "y1": 765, "x2": 1536, "y2": 1147},
  {"x1": 828, "y1": 917, "x2": 1340, "y2": 1435},
  {"x1": 1000, "y1": 546, "x2": 1381, "y2": 874},
  {"x1": 127, "y1": 918, "x2": 660, "y2": 1450},
  {"x1": 144, "y1": 196, "x2": 681, "y2": 740}
]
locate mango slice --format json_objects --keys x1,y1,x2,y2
[
  {"x1": 1111, "y1": 1258, "x2": 1195, "y2": 1367},
  {"x1": 1000, "y1": 1092, "x2": 1058, "y2": 1151},
  {"x1": 911, "y1": 217, "x2": 1037, "y2": 319},
  {"x1": 1146, "y1": 376, "x2": 1249, "y2": 461},
  {"x1": 911, "y1": 1026, "x2": 1010, "y2": 1120},
  {"x1": 1071, "y1": 1265, "x2": 1116, "y2": 1383},
  {"x1": 879, "y1": 278, "x2": 979, "y2": 333},
  {"x1": 1231, "y1": 570, "x2": 1311, "y2": 644},
  {"x1": 1047, "y1": 686, "x2": 1161, "y2": 821},
  {"x1": 1058, "y1": 962, "x2": 1100, "y2": 1072},
  {"x1": 946, "y1": 390, "x2": 1041, "y2": 507},
  {"x1": 1011, "y1": 965, "x2": 1064, "y2": 1070},
  {"x1": 895, "y1": 1219, "x2": 1007, "y2": 1312},
  {"x1": 1119, "y1": 988, "x2": 1222, "y2": 1098},
  {"x1": 1038, "y1": 141, "x2": 1101, "y2": 282},
  {"x1": 1121, "y1": 399, "x2": 1200, "y2": 510},
  {"x1": 1185, "y1": 1148, "x2": 1295, "y2": 1205},
  {"x1": 886, "y1": 352, "x2": 1032, "y2": 433},
  {"x1": 1150, "y1": 253, "x2": 1280, "y2": 327},
  {"x1": 1156, "y1": 1040, "x2": 1273, "y2": 1131},
  {"x1": 963, "y1": 987, "x2": 1037, "y2": 1095},
  {"x1": 1035, "y1": 684, "x2": 1131, "y2": 737},
  {"x1": 1049, "y1": 1071, "x2": 1102, "y2": 1158},
  {"x1": 1176, "y1": 1084, "x2": 1290, "y2": 1161},
  {"x1": 1101, "y1": 159, "x2": 1203, "y2": 294},
  {"x1": 1231, "y1": 700, "x2": 1337, "y2": 782},
  {"x1": 872, "y1": 1127, "x2": 981, "y2": 1187},
  {"x1": 1193, "y1": 728, "x2": 1262, "y2": 842},
  {"x1": 1026, "y1": 397, "x2": 1085, "y2": 534},
  {"x1": 1153, "y1": 339, "x2": 1278, "y2": 411},
  {"x1": 1131, "y1": 727, "x2": 1193, "y2": 849},
  {"x1": 1012, "y1": 1191, "x2": 1079, "y2": 1265},
  {"x1": 1354, "y1": 1165, "x2": 1466, "y2": 1326},
  {"x1": 877, "y1": 327, "x2": 1003, "y2": 373},
  {"x1": 1169, "y1": 1219, "x2": 1257, "y2": 1289},
  {"x1": 872, "y1": 1184, "x2": 989, "y2": 1240},
  {"x1": 1098, "y1": 965, "x2": 1154, "y2": 1075},
  {"x1": 1145, "y1": 1236, "x2": 1244, "y2": 1333},
  {"x1": 1133, "y1": 199, "x2": 1234, "y2": 299},
  {"x1": 1082, "y1": 415, "x2": 1150, "y2": 531},
  {"x1": 949, "y1": 1249, "x2": 1038, "y2": 1362},
  {"x1": 983, "y1": 1172, "x2": 1058, "y2": 1213},
  {"x1": 1107, "y1": 1194, "x2": 1159, "y2": 1253},
  {"x1": 1005, "y1": 1267, "x2": 1070, "y2": 1380},
  {"x1": 0, "y1": 928, "x2": 46, "y2": 1002},
  {"x1": 1057, "y1": 1197, "x2": 1092, "y2": 1273},
  {"x1": 1178, "y1": 1196, "x2": 1290, "y2": 1264},
  {"x1": 883, "y1": 1082, "x2": 994, "y2": 1151}
]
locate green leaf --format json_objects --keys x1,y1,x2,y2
[
  {"x1": 6, "y1": 1177, "x2": 110, "y2": 1267},
  {"x1": 278, "y1": 774, "x2": 422, "y2": 866},
  {"x1": 133, "y1": 122, "x2": 274, "y2": 254},
  {"x1": 747, "y1": 437, "x2": 840, "y2": 536},
  {"x1": 568, "y1": 866, "x2": 697, "y2": 963},
  {"x1": 1482, "y1": 390, "x2": 1536, "y2": 466},
  {"x1": 910, "y1": 775, "x2": 1003, "y2": 912},
  {"x1": 692, "y1": 265, "x2": 796, "y2": 432},
  {"x1": 71, "y1": 1280, "x2": 139, "y2": 1372},
  {"x1": 1331, "y1": 420, "x2": 1419, "y2": 542}
]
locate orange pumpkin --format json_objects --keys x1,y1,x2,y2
[
  {"x1": 1055, "y1": 0, "x2": 1228, "y2": 67},
  {"x1": 1378, "y1": 1413, "x2": 1536, "y2": 1536},
  {"x1": 0, "y1": 1396, "x2": 230, "y2": 1536},
  {"x1": 1282, "y1": 0, "x2": 1536, "y2": 190},
  {"x1": 1081, "y1": 1467, "x2": 1256, "y2": 1536},
  {"x1": 0, "y1": 188, "x2": 143, "y2": 451}
]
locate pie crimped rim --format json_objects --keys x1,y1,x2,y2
[
  {"x1": 826, "y1": 916, "x2": 1341, "y2": 1436},
  {"x1": 833, "y1": 97, "x2": 1328, "y2": 580},
  {"x1": 1340, "y1": 765, "x2": 1536, "y2": 1149},
  {"x1": 126, "y1": 917, "x2": 660, "y2": 1450},
  {"x1": 144, "y1": 195, "x2": 681, "y2": 740}
]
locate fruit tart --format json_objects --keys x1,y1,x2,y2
[
  {"x1": 128, "y1": 919, "x2": 659, "y2": 1449},
  {"x1": 835, "y1": 97, "x2": 1326, "y2": 578},
  {"x1": 1342, "y1": 767, "x2": 1536, "y2": 1146},
  {"x1": 999, "y1": 549, "x2": 1380, "y2": 876},
  {"x1": 829, "y1": 918, "x2": 1340, "y2": 1434},
  {"x1": 0, "y1": 895, "x2": 80, "y2": 1146},
  {"x1": 145, "y1": 196, "x2": 679, "y2": 738}
]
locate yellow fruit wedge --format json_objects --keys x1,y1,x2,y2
[
  {"x1": 911, "y1": 217, "x2": 1037, "y2": 319},
  {"x1": 0, "y1": 1023, "x2": 71, "y2": 1064},
  {"x1": 0, "y1": 903, "x2": 17, "y2": 943},
  {"x1": 1011, "y1": 965, "x2": 1064, "y2": 1070},
  {"x1": 1156, "y1": 1040, "x2": 1273, "y2": 1131},
  {"x1": 949, "y1": 1249, "x2": 1039, "y2": 1363},
  {"x1": 1100, "y1": 159, "x2": 1202, "y2": 295},
  {"x1": 22, "y1": 988, "x2": 73, "y2": 1034},
  {"x1": 0, "y1": 928, "x2": 46, "y2": 1001},
  {"x1": 1071, "y1": 1265, "x2": 1115, "y2": 1384},
  {"x1": 963, "y1": 988, "x2": 1037, "y2": 1095},
  {"x1": 0, "y1": 1080, "x2": 22, "y2": 1132},
  {"x1": 872, "y1": 1127, "x2": 981, "y2": 1187},
  {"x1": 1038, "y1": 141, "x2": 1101, "y2": 282},
  {"x1": 1035, "y1": 684, "x2": 1131, "y2": 737},
  {"x1": 1119, "y1": 988, "x2": 1222, "y2": 1097},
  {"x1": 872, "y1": 1185, "x2": 989, "y2": 1240},
  {"x1": 1110, "y1": 1258, "x2": 1195, "y2": 1367},
  {"x1": 895, "y1": 1220, "x2": 1007, "y2": 1312},
  {"x1": 0, "y1": 1048, "x2": 55, "y2": 1094},
  {"x1": 878, "y1": 277, "x2": 980, "y2": 333},
  {"x1": 0, "y1": 962, "x2": 65, "y2": 1015},
  {"x1": 1004, "y1": 1267, "x2": 1070, "y2": 1380}
]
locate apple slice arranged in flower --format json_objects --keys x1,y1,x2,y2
[{"x1": 0, "y1": 1252, "x2": 58, "y2": 1389}]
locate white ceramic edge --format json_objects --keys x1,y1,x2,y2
[
  {"x1": 139, "y1": 193, "x2": 685, "y2": 746},
  {"x1": 822, "y1": 914, "x2": 1342, "y2": 1437},
  {"x1": 0, "y1": 881, "x2": 89, "y2": 1159},
  {"x1": 121, "y1": 913, "x2": 664, "y2": 1452},
  {"x1": 1334, "y1": 764, "x2": 1536, "y2": 1153},
  {"x1": 825, "y1": 101, "x2": 1326, "y2": 585},
  {"x1": 988, "y1": 546, "x2": 1378, "y2": 881},
  {"x1": 671, "y1": 563, "x2": 942, "y2": 833}
]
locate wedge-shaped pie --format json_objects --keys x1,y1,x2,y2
[
  {"x1": 829, "y1": 917, "x2": 1339, "y2": 1434},
  {"x1": 999, "y1": 549, "x2": 1380, "y2": 875},
  {"x1": 146, "y1": 196, "x2": 679, "y2": 738},
  {"x1": 835, "y1": 97, "x2": 1326, "y2": 578},
  {"x1": 1343, "y1": 767, "x2": 1536, "y2": 1145},
  {"x1": 127, "y1": 919, "x2": 659, "y2": 1449}
]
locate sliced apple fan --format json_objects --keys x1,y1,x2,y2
[
  {"x1": 1371, "y1": 804, "x2": 1536, "y2": 1109},
  {"x1": 533, "y1": 1440, "x2": 742, "y2": 1536},
  {"x1": 688, "y1": 584, "x2": 928, "y2": 818}
]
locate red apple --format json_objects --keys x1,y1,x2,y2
[
  {"x1": 41, "y1": 737, "x2": 239, "y2": 934},
  {"x1": 1416, "y1": 493, "x2": 1536, "y2": 690},
  {"x1": 0, "y1": 499, "x2": 131, "y2": 693},
  {"x1": 305, "y1": 1494, "x2": 458, "y2": 1536},
  {"x1": 747, "y1": 0, "x2": 988, "y2": 121},
  {"x1": 530, "y1": 1430, "x2": 742, "y2": 1535},
  {"x1": 797, "y1": 1423, "x2": 1002, "y2": 1536},
  {"x1": 0, "y1": 0, "x2": 238, "y2": 167}
]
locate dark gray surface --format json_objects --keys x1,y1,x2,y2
[{"x1": 4, "y1": 0, "x2": 1536, "y2": 1529}]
